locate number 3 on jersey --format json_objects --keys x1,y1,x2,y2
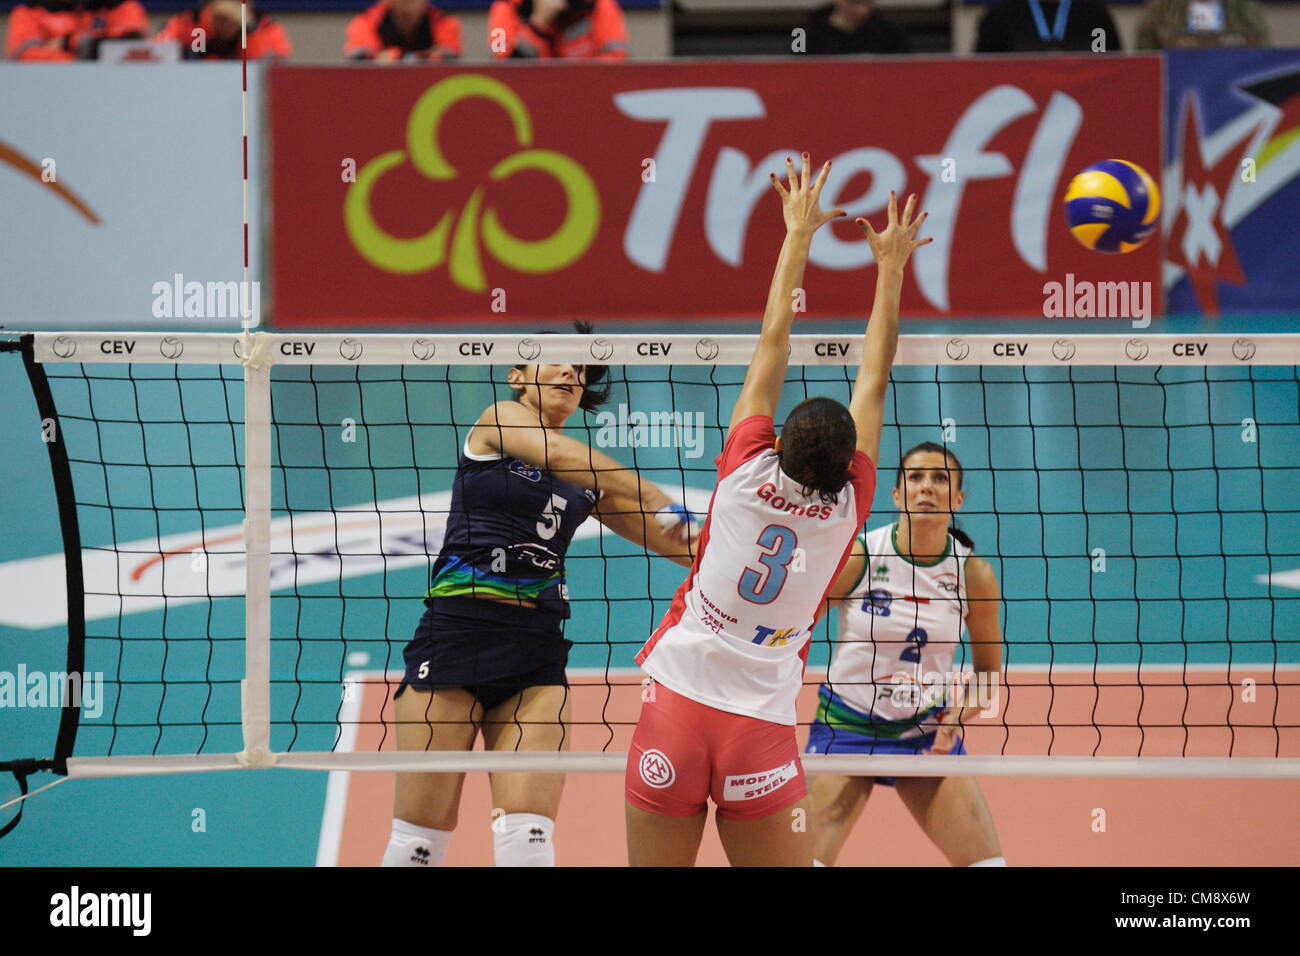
[{"x1": 738, "y1": 524, "x2": 798, "y2": 605}]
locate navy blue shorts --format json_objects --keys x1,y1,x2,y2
[
  {"x1": 395, "y1": 596, "x2": 571, "y2": 713},
  {"x1": 805, "y1": 720, "x2": 967, "y2": 787}
]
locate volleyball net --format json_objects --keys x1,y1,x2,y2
[{"x1": 2, "y1": 330, "x2": 1298, "y2": 814}]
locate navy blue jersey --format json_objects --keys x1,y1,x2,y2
[{"x1": 425, "y1": 438, "x2": 598, "y2": 618}]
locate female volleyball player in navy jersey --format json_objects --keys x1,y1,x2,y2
[
  {"x1": 625, "y1": 155, "x2": 930, "y2": 866},
  {"x1": 382, "y1": 320, "x2": 696, "y2": 868},
  {"x1": 808, "y1": 442, "x2": 1005, "y2": 867}
]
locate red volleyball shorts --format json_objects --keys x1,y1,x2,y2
[{"x1": 624, "y1": 679, "x2": 807, "y2": 822}]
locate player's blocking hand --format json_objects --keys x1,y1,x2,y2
[
  {"x1": 857, "y1": 191, "x2": 931, "y2": 272},
  {"x1": 770, "y1": 152, "x2": 846, "y2": 236}
]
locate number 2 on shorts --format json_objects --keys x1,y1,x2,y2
[{"x1": 738, "y1": 524, "x2": 798, "y2": 604}]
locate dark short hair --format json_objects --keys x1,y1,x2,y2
[
  {"x1": 778, "y1": 396, "x2": 857, "y2": 505},
  {"x1": 513, "y1": 318, "x2": 610, "y2": 411}
]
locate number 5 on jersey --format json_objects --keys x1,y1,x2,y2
[
  {"x1": 536, "y1": 492, "x2": 568, "y2": 540},
  {"x1": 738, "y1": 524, "x2": 798, "y2": 605}
]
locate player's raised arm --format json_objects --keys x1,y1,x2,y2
[
  {"x1": 591, "y1": 492, "x2": 695, "y2": 568},
  {"x1": 730, "y1": 153, "x2": 846, "y2": 431},
  {"x1": 481, "y1": 397, "x2": 697, "y2": 548},
  {"x1": 483, "y1": 399, "x2": 673, "y2": 511},
  {"x1": 848, "y1": 192, "x2": 930, "y2": 463}
]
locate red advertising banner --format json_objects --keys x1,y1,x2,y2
[{"x1": 269, "y1": 58, "x2": 1162, "y2": 326}]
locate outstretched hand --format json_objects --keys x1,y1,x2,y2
[
  {"x1": 770, "y1": 152, "x2": 846, "y2": 235},
  {"x1": 858, "y1": 191, "x2": 931, "y2": 272}
]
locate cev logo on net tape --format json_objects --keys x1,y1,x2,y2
[{"x1": 344, "y1": 75, "x2": 601, "y2": 292}]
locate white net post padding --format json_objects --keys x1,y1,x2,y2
[{"x1": 237, "y1": 332, "x2": 276, "y2": 769}]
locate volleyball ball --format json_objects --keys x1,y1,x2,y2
[{"x1": 1063, "y1": 159, "x2": 1161, "y2": 254}]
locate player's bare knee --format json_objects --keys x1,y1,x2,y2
[
  {"x1": 817, "y1": 778, "x2": 866, "y2": 824},
  {"x1": 398, "y1": 802, "x2": 458, "y2": 832},
  {"x1": 818, "y1": 799, "x2": 853, "y2": 827}
]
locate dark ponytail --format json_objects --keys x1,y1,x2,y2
[
  {"x1": 896, "y1": 441, "x2": 976, "y2": 551},
  {"x1": 569, "y1": 319, "x2": 611, "y2": 411}
]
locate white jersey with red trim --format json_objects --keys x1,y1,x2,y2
[
  {"x1": 636, "y1": 415, "x2": 876, "y2": 725},
  {"x1": 827, "y1": 522, "x2": 971, "y2": 730}
]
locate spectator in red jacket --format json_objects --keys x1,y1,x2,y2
[
  {"x1": 344, "y1": 0, "x2": 462, "y2": 61},
  {"x1": 6, "y1": 0, "x2": 148, "y2": 61},
  {"x1": 156, "y1": 0, "x2": 291, "y2": 60},
  {"x1": 488, "y1": 0, "x2": 628, "y2": 59}
]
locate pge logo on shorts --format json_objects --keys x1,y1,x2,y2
[{"x1": 638, "y1": 749, "x2": 675, "y2": 789}]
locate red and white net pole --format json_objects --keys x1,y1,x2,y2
[{"x1": 237, "y1": 3, "x2": 274, "y2": 769}]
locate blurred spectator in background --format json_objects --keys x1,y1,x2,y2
[
  {"x1": 805, "y1": 0, "x2": 911, "y2": 55},
  {"x1": 1137, "y1": 0, "x2": 1268, "y2": 48},
  {"x1": 6, "y1": 0, "x2": 147, "y2": 61},
  {"x1": 345, "y1": 0, "x2": 462, "y2": 61},
  {"x1": 488, "y1": 0, "x2": 628, "y2": 59},
  {"x1": 156, "y1": 0, "x2": 291, "y2": 59},
  {"x1": 976, "y1": 0, "x2": 1122, "y2": 52}
]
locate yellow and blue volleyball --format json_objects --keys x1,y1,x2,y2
[{"x1": 1063, "y1": 159, "x2": 1161, "y2": 254}]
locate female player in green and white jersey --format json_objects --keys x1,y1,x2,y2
[{"x1": 807, "y1": 441, "x2": 1006, "y2": 867}]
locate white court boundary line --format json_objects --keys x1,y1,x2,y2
[
  {"x1": 315, "y1": 674, "x2": 364, "y2": 868},
  {"x1": 313, "y1": 663, "x2": 1300, "y2": 865}
]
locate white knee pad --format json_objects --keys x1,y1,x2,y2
[
  {"x1": 380, "y1": 818, "x2": 451, "y2": 867},
  {"x1": 492, "y1": 813, "x2": 556, "y2": 867}
]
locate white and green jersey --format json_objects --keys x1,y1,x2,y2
[{"x1": 823, "y1": 523, "x2": 971, "y2": 737}]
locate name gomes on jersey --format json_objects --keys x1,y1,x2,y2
[{"x1": 756, "y1": 481, "x2": 833, "y2": 520}]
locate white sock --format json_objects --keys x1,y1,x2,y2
[
  {"x1": 968, "y1": 856, "x2": 1007, "y2": 867},
  {"x1": 493, "y1": 812, "x2": 555, "y2": 867},
  {"x1": 813, "y1": 859, "x2": 828, "y2": 867},
  {"x1": 380, "y1": 818, "x2": 452, "y2": 867}
]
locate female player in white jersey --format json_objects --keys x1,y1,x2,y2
[
  {"x1": 625, "y1": 153, "x2": 930, "y2": 866},
  {"x1": 808, "y1": 441, "x2": 1005, "y2": 866}
]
